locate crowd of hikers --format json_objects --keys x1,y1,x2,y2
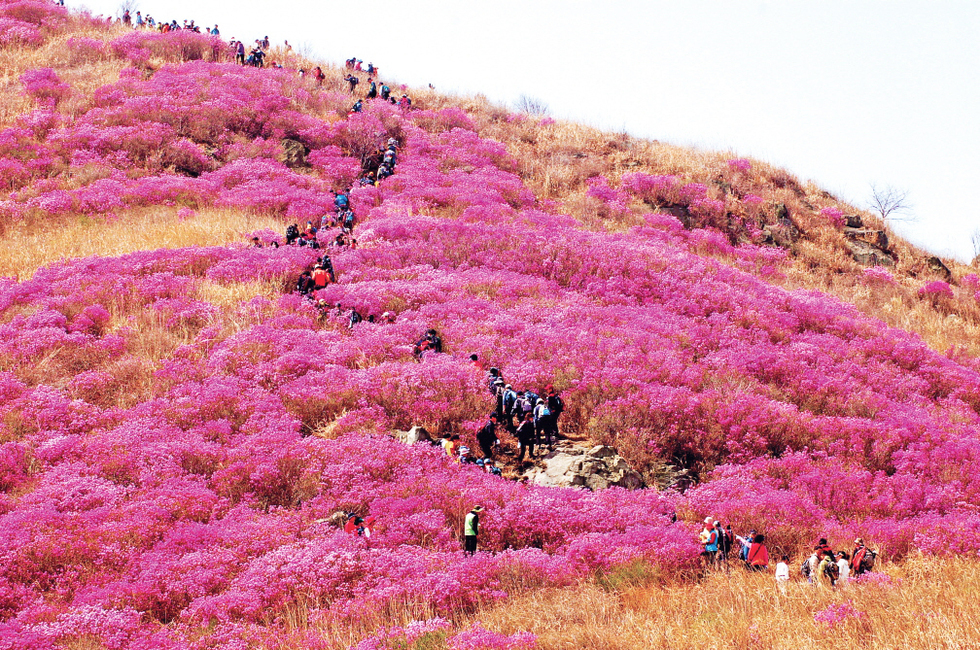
[
  {"x1": 118, "y1": 12, "x2": 415, "y2": 107},
  {"x1": 439, "y1": 359, "x2": 566, "y2": 467},
  {"x1": 698, "y1": 517, "x2": 878, "y2": 587}
]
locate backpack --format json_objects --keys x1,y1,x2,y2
[
  {"x1": 548, "y1": 394, "x2": 564, "y2": 416},
  {"x1": 825, "y1": 561, "x2": 840, "y2": 582},
  {"x1": 858, "y1": 549, "x2": 876, "y2": 574}
]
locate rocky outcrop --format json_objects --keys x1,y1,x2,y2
[
  {"x1": 280, "y1": 138, "x2": 309, "y2": 168},
  {"x1": 927, "y1": 256, "x2": 953, "y2": 281},
  {"x1": 847, "y1": 239, "x2": 895, "y2": 267},
  {"x1": 523, "y1": 445, "x2": 644, "y2": 491},
  {"x1": 843, "y1": 226, "x2": 894, "y2": 267},
  {"x1": 393, "y1": 425, "x2": 431, "y2": 445},
  {"x1": 844, "y1": 228, "x2": 888, "y2": 250}
]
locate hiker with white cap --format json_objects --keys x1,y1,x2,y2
[
  {"x1": 463, "y1": 505, "x2": 484, "y2": 554},
  {"x1": 700, "y1": 517, "x2": 720, "y2": 565}
]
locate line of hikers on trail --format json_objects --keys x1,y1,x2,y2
[
  {"x1": 439, "y1": 359, "x2": 566, "y2": 468},
  {"x1": 122, "y1": 9, "x2": 418, "y2": 105},
  {"x1": 700, "y1": 517, "x2": 877, "y2": 587}
]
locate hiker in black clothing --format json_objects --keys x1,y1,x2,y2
[
  {"x1": 477, "y1": 416, "x2": 498, "y2": 459},
  {"x1": 319, "y1": 254, "x2": 336, "y2": 283},
  {"x1": 351, "y1": 100, "x2": 363, "y2": 113},
  {"x1": 380, "y1": 84, "x2": 391, "y2": 100},
  {"x1": 516, "y1": 411, "x2": 535, "y2": 462},
  {"x1": 345, "y1": 74, "x2": 359, "y2": 94},
  {"x1": 348, "y1": 308, "x2": 363, "y2": 329},
  {"x1": 367, "y1": 79, "x2": 377, "y2": 99},
  {"x1": 545, "y1": 385, "x2": 564, "y2": 443},
  {"x1": 413, "y1": 329, "x2": 443, "y2": 361},
  {"x1": 285, "y1": 223, "x2": 300, "y2": 245},
  {"x1": 296, "y1": 270, "x2": 314, "y2": 295}
]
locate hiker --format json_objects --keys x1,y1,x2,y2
[
  {"x1": 345, "y1": 74, "x2": 359, "y2": 94},
  {"x1": 836, "y1": 551, "x2": 851, "y2": 587},
  {"x1": 442, "y1": 434, "x2": 460, "y2": 461},
  {"x1": 319, "y1": 254, "x2": 336, "y2": 283},
  {"x1": 311, "y1": 265, "x2": 329, "y2": 289},
  {"x1": 413, "y1": 329, "x2": 442, "y2": 361},
  {"x1": 850, "y1": 538, "x2": 875, "y2": 575},
  {"x1": 313, "y1": 67, "x2": 325, "y2": 86},
  {"x1": 533, "y1": 398, "x2": 553, "y2": 448},
  {"x1": 380, "y1": 83, "x2": 391, "y2": 100},
  {"x1": 817, "y1": 551, "x2": 839, "y2": 587},
  {"x1": 251, "y1": 236, "x2": 262, "y2": 248},
  {"x1": 343, "y1": 513, "x2": 375, "y2": 538},
  {"x1": 716, "y1": 522, "x2": 733, "y2": 564},
  {"x1": 296, "y1": 270, "x2": 314, "y2": 295},
  {"x1": 398, "y1": 94, "x2": 412, "y2": 109},
  {"x1": 775, "y1": 555, "x2": 790, "y2": 593},
  {"x1": 348, "y1": 308, "x2": 363, "y2": 329},
  {"x1": 476, "y1": 416, "x2": 498, "y2": 459},
  {"x1": 463, "y1": 505, "x2": 484, "y2": 554},
  {"x1": 545, "y1": 385, "x2": 563, "y2": 442},
  {"x1": 334, "y1": 191, "x2": 349, "y2": 212},
  {"x1": 236, "y1": 40, "x2": 245, "y2": 65},
  {"x1": 342, "y1": 210, "x2": 355, "y2": 232},
  {"x1": 492, "y1": 379, "x2": 506, "y2": 419},
  {"x1": 746, "y1": 534, "x2": 769, "y2": 571},
  {"x1": 700, "y1": 517, "x2": 720, "y2": 565},
  {"x1": 801, "y1": 551, "x2": 819, "y2": 584},
  {"x1": 351, "y1": 99, "x2": 363, "y2": 113},
  {"x1": 486, "y1": 368, "x2": 501, "y2": 394},
  {"x1": 262, "y1": 35, "x2": 270, "y2": 49},
  {"x1": 367, "y1": 79, "x2": 377, "y2": 99},
  {"x1": 469, "y1": 354, "x2": 484, "y2": 372},
  {"x1": 502, "y1": 384, "x2": 518, "y2": 431},
  {"x1": 516, "y1": 411, "x2": 535, "y2": 462}
]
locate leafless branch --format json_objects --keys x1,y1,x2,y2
[
  {"x1": 868, "y1": 183, "x2": 914, "y2": 223},
  {"x1": 515, "y1": 94, "x2": 549, "y2": 117}
]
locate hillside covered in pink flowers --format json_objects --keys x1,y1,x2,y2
[{"x1": 2, "y1": 2, "x2": 980, "y2": 648}]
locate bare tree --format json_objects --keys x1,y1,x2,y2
[
  {"x1": 972, "y1": 228, "x2": 980, "y2": 263},
  {"x1": 117, "y1": 0, "x2": 139, "y2": 19},
  {"x1": 868, "y1": 183, "x2": 914, "y2": 223},
  {"x1": 515, "y1": 94, "x2": 550, "y2": 117}
]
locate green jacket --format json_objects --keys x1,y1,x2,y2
[{"x1": 464, "y1": 511, "x2": 479, "y2": 537}]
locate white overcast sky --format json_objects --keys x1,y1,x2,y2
[{"x1": 78, "y1": 0, "x2": 980, "y2": 262}]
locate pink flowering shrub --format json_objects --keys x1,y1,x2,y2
[
  {"x1": 918, "y1": 280, "x2": 953, "y2": 300},
  {"x1": 862, "y1": 267, "x2": 896, "y2": 284},
  {"x1": 813, "y1": 600, "x2": 866, "y2": 628},
  {"x1": 820, "y1": 206, "x2": 845, "y2": 228},
  {"x1": 19, "y1": 68, "x2": 70, "y2": 107},
  {"x1": 727, "y1": 158, "x2": 752, "y2": 173},
  {"x1": 448, "y1": 623, "x2": 537, "y2": 650}
]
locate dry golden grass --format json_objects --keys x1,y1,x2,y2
[
  {"x1": 0, "y1": 207, "x2": 284, "y2": 280},
  {"x1": 471, "y1": 557, "x2": 980, "y2": 650}
]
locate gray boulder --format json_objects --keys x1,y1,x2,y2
[
  {"x1": 524, "y1": 445, "x2": 644, "y2": 491},
  {"x1": 393, "y1": 425, "x2": 431, "y2": 445}
]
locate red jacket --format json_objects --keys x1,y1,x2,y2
[{"x1": 747, "y1": 543, "x2": 769, "y2": 567}]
